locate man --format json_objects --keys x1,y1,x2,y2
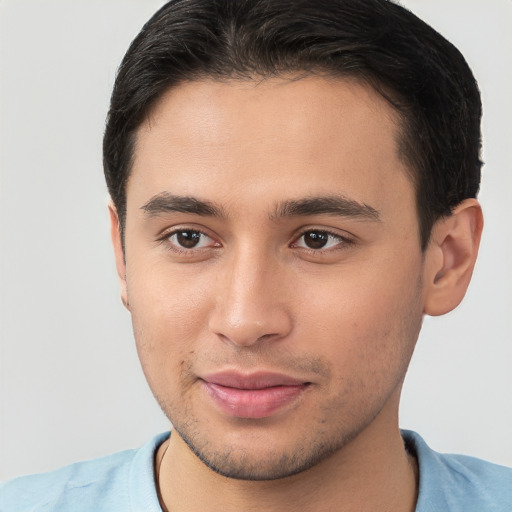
[{"x1": 1, "y1": 0, "x2": 511, "y2": 510}]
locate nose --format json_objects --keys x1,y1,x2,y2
[{"x1": 208, "y1": 246, "x2": 293, "y2": 347}]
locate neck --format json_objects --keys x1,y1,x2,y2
[{"x1": 155, "y1": 406, "x2": 418, "y2": 512}]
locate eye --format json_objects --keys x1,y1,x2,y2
[
  {"x1": 293, "y1": 230, "x2": 349, "y2": 251},
  {"x1": 166, "y1": 229, "x2": 217, "y2": 250}
]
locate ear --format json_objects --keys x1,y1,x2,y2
[
  {"x1": 108, "y1": 203, "x2": 130, "y2": 310},
  {"x1": 423, "y1": 199, "x2": 483, "y2": 316}
]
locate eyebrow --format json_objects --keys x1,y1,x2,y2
[
  {"x1": 141, "y1": 193, "x2": 225, "y2": 218},
  {"x1": 271, "y1": 195, "x2": 380, "y2": 221},
  {"x1": 141, "y1": 192, "x2": 380, "y2": 222}
]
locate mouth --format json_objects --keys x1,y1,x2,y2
[{"x1": 200, "y1": 371, "x2": 311, "y2": 419}]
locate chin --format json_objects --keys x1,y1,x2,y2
[{"x1": 171, "y1": 415, "x2": 361, "y2": 481}]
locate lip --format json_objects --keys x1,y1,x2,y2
[{"x1": 201, "y1": 371, "x2": 310, "y2": 419}]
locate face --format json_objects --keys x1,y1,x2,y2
[{"x1": 116, "y1": 76, "x2": 428, "y2": 480}]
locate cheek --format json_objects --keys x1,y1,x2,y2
[
  {"x1": 303, "y1": 260, "x2": 424, "y2": 389},
  {"x1": 126, "y1": 266, "x2": 212, "y2": 389},
  {"x1": 129, "y1": 260, "x2": 212, "y2": 333}
]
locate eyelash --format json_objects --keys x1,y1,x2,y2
[
  {"x1": 157, "y1": 228, "x2": 219, "y2": 255},
  {"x1": 291, "y1": 229, "x2": 354, "y2": 253},
  {"x1": 157, "y1": 227, "x2": 355, "y2": 255}
]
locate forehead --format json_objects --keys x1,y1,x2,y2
[{"x1": 128, "y1": 76, "x2": 412, "y2": 214}]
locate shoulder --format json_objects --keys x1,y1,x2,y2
[
  {"x1": 0, "y1": 450, "x2": 133, "y2": 512},
  {"x1": 402, "y1": 430, "x2": 512, "y2": 512},
  {"x1": 0, "y1": 432, "x2": 169, "y2": 512}
]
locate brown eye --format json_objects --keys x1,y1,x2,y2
[
  {"x1": 303, "y1": 231, "x2": 330, "y2": 249},
  {"x1": 168, "y1": 230, "x2": 212, "y2": 250},
  {"x1": 176, "y1": 231, "x2": 201, "y2": 248},
  {"x1": 294, "y1": 230, "x2": 349, "y2": 251}
]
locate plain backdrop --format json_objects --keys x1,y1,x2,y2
[{"x1": 0, "y1": 0, "x2": 511, "y2": 480}]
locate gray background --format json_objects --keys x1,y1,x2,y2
[{"x1": 1, "y1": 0, "x2": 511, "y2": 480}]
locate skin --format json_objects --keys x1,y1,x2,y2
[{"x1": 110, "y1": 76, "x2": 482, "y2": 511}]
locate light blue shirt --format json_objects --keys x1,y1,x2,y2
[{"x1": 1, "y1": 430, "x2": 511, "y2": 511}]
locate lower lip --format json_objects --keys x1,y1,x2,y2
[{"x1": 202, "y1": 382, "x2": 309, "y2": 419}]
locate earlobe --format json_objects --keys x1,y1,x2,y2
[
  {"x1": 423, "y1": 199, "x2": 483, "y2": 316},
  {"x1": 108, "y1": 203, "x2": 130, "y2": 311}
]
